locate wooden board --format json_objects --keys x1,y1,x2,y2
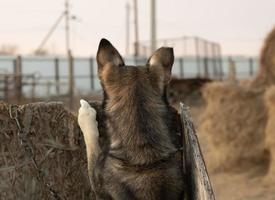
[{"x1": 180, "y1": 103, "x2": 215, "y2": 200}]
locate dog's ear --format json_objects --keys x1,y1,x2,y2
[
  {"x1": 147, "y1": 47, "x2": 174, "y2": 84},
  {"x1": 96, "y1": 39, "x2": 124, "y2": 70}
]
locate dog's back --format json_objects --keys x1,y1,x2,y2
[{"x1": 92, "y1": 39, "x2": 184, "y2": 200}]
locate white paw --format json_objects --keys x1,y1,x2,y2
[
  {"x1": 79, "y1": 99, "x2": 97, "y2": 119},
  {"x1": 78, "y1": 99, "x2": 98, "y2": 138}
]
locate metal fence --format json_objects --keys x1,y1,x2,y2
[
  {"x1": 139, "y1": 36, "x2": 222, "y2": 59},
  {"x1": 0, "y1": 55, "x2": 259, "y2": 101}
]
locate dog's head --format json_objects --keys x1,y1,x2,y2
[{"x1": 96, "y1": 39, "x2": 174, "y2": 104}]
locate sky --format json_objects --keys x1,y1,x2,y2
[{"x1": 0, "y1": 0, "x2": 274, "y2": 57}]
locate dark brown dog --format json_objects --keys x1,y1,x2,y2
[{"x1": 79, "y1": 39, "x2": 184, "y2": 200}]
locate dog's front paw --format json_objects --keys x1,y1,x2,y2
[{"x1": 78, "y1": 99, "x2": 98, "y2": 138}]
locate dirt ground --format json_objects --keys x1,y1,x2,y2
[
  {"x1": 211, "y1": 171, "x2": 275, "y2": 200},
  {"x1": 188, "y1": 102, "x2": 275, "y2": 200}
]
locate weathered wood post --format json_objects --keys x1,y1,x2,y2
[
  {"x1": 179, "y1": 58, "x2": 184, "y2": 78},
  {"x1": 203, "y1": 40, "x2": 209, "y2": 78},
  {"x1": 228, "y1": 57, "x2": 237, "y2": 83},
  {"x1": 14, "y1": 55, "x2": 22, "y2": 103},
  {"x1": 211, "y1": 43, "x2": 218, "y2": 79},
  {"x1": 217, "y1": 44, "x2": 223, "y2": 80},
  {"x1": 89, "y1": 58, "x2": 95, "y2": 90},
  {"x1": 195, "y1": 37, "x2": 201, "y2": 77},
  {"x1": 31, "y1": 74, "x2": 36, "y2": 101},
  {"x1": 68, "y1": 51, "x2": 74, "y2": 108},
  {"x1": 4, "y1": 75, "x2": 9, "y2": 101},
  {"x1": 54, "y1": 58, "x2": 60, "y2": 95},
  {"x1": 203, "y1": 58, "x2": 209, "y2": 79},
  {"x1": 180, "y1": 103, "x2": 215, "y2": 200},
  {"x1": 249, "y1": 57, "x2": 254, "y2": 76}
]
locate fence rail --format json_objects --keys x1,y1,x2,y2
[{"x1": 0, "y1": 55, "x2": 258, "y2": 103}]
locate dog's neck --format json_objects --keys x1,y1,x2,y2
[{"x1": 103, "y1": 84, "x2": 176, "y2": 165}]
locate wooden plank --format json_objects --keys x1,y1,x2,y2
[{"x1": 180, "y1": 103, "x2": 215, "y2": 200}]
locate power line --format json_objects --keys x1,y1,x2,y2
[
  {"x1": 36, "y1": 12, "x2": 65, "y2": 53},
  {"x1": 35, "y1": 0, "x2": 77, "y2": 55}
]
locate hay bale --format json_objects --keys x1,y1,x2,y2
[
  {"x1": 250, "y1": 26, "x2": 275, "y2": 87},
  {"x1": 0, "y1": 101, "x2": 92, "y2": 199},
  {"x1": 199, "y1": 26, "x2": 275, "y2": 173},
  {"x1": 199, "y1": 82, "x2": 267, "y2": 172},
  {"x1": 264, "y1": 86, "x2": 275, "y2": 181}
]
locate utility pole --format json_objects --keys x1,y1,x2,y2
[
  {"x1": 35, "y1": 0, "x2": 77, "y2": 55},
  {"x1": 34, "y1": 0, "x2": 75, "y2": 107},
  {"x1": 65, "y1": 0, "x2": 74, "y2": 108},
  {"x1": 151, "y1": 0, "x2": 156, "y2": 53},
  {"x1": 133, "y1": 0, "x2": 139, "y2": 58},
  {"x1": 125, "y1": 2, "x2": 130, "y2": 56},
  {"x1": 65, "y1": 0, "x2": 71, "y2": 54}
]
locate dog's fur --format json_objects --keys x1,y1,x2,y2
[{"x1": 78, "y1": 39, "x2": 184, "y2": 200}]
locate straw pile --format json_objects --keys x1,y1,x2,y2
[
  {"x1": 0, "y1": 101, "x2": 91, "y2": 199},
  {"x1": 264, "y1": 86, "x2": 275, "y2": 181},
  {"x1": 199, "y1": 26, "x2": 275, "y2": 172},
  {"x1": 200, "y1": 83, "x2": 267, "y2": 171},
  {"x1": 250, "y1": 26, "x2": 275, "y2": 87}
]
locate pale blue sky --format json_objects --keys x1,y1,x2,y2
[{"x1": 0, "y1": 0, "x2": 274, "y2": 56}]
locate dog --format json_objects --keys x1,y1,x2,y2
[{"x1": 78, "y1": 39, "x2": 184, "y2": 199}]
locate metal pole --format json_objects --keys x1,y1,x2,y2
[
  {"x1": 65, "y1": 0, "x2": 74, "y2": 108},
  {"x1": 151, "y1": 0, "x2": 156, "y2": 53},
  {"x1": 125, "y1": 2, "x2": 130, "y2": 56},
  {"x1": 133, "y1": 0, "x2": 139, "y2": 59},
  {"x1": 65, "y1": 0, "x2": 70, "y2": 54}
]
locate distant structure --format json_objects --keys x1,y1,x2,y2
[
  {"x1": 140, "y1": 36, "x2": 223, "y2": 79},
  {"x1": 139, "y1": 36, "x2": 221, "y2": 58},
  {"x1": 128, "y1": 0, "x2": 157, "y2": 57},
  {"x1": 0, "y1": 45, "x2": 17, "y2": 55}
]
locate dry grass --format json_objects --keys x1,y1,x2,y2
[
  {"x1": 199, "y1": 82, "x2": 268, "y2": 172},
  {"x1": 264, "y1": 86, "x2": 275, "y2": 182},
  {"x1": 198, "y1": 26, "x2": 275, "y2": 174},
  {"x1": 0, "y1": 101, "x2": 91, "y2": 200},
  {"x1": 250, "y1": 26, "x2": 275, "y2": 87}
]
